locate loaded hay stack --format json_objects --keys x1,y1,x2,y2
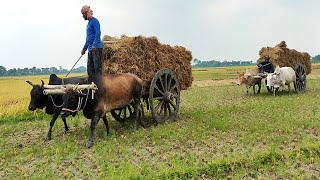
[
  {"x1": 257, "y1": 41, "x2": 311, "y2": 74},
  {"x1": 101, "y1": 35, "x2": 193, "y2": 90}
]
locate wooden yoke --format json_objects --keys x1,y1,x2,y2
[{"x1": 43, "y1": 82, "x2": 98, "y2": 99}]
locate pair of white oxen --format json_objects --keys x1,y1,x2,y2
[{"x1": 239, "y1": 65, "x2": 297, "y2": 95}]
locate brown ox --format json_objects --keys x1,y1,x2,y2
[
  {"x1": 236, "y1": 69, "x2": 262, "y2": 94},
  {"x1": 60, "y1": 73, "x2": 144, "y2": 148}
]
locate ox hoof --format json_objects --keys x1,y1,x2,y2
[
  {"x1": 106, "y1": 132, "x2": 113, "y2": 138},
  {"x1": 140, "y1": 121, "x2": 146, "y2": 129},
  {"x1": 45, "y1": 132, "x2": 51, "y2": 141},
  {"x1": 87, "y1": 140, "x2": 94, "y2": 148},
  {"x1": 64, "y1": 128, "x2": 69, "y2": 134},
  {"x1": 45, "y1": 134, "x2": 52, "y2": 141}
]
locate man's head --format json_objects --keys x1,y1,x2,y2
[
  {"x1": 81, "y1": 5, "x2": 93, "y2": 20},
  {"x1": 264, "y1": 55, "x2": 271, "y2": 62}
]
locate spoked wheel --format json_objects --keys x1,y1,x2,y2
[
  {"x1": 111, "y1": 103, "x2": 144, "y2": 123},
  {"x1": 149, "y1": 69, "x2": 180, "y2": 124},
  {"x1": 111, "y1": 105, "x2": 133, "y2": 123},
  {"x1": 295, "y1": 64, "x2": 307, "y2": 93}
]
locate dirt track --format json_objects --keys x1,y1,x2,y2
[{"x1": 192, "y1": 79, "x2": 237, "y2": 87}]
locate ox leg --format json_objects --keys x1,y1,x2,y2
[
  {"x1": 132, "y1": 99, "x2": 146, "y2": 131},
  {"x1": 138, "y1": 103, "x2": 146, "y2": 129},
  {"x1": 61, "y1": 117, "x2": 69, "y2": 134},
  {"x1": 246, "y1": 85, "x2": 249, "y2": 95},
  {"x1": 46, "y1": 111, "x2": 59, "y2": 140},
  {"x1": 258, "y1": 82, "x2": 261, "y2": 94},
  {"x1": 253, "y1": 85, "x2": 256, "y2": 95},
  {"x1": 144, "y1": 97, "x2": 150, "y2": 111},
  {"x1": 288, "y1": 84, "x2": 291, "y2": 94},
  {"x1": 102, "y1": 115, "x2": 110, "y2": 136},
  {"x1": 87, "y1": 113, "x2": 100, "y2": 148}
]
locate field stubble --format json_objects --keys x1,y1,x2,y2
[{"x1": 0, "y1": 67, "x2": 320, "y2": 179}]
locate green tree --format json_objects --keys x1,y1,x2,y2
[
  {"x1": 312, "y1": 54, "x2": 320, "y2": 62},
  {"x1": 0, "y1": 66, "x2": 6, "y2": 76}
]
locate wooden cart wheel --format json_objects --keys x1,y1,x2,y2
[
  {"x1": 149, "y1": 69, "x2": 180, "y2": 123},
  {"x1": 111, "y1": 103, "x2": 144, "y2": 123},
  {"x1": 295, "y1": 64, "x2": 307, "y2": 93},
  {"x1": 111, "y1": 105, "x2": 133, "y2": 123}
]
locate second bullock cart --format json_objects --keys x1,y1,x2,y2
[
  {"x1": 254, "y1": 63, "x2": 307, "y2": 94},
  {"x1": 254, "y1": 42, "x2": 311, "y2": 94}
]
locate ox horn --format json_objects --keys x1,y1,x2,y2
[
  {"x1": 41, "y1": 80, "x2": 45, "y2": 88},
  {"x1": 73, "y1": 83, "x2": 80, "y2": 91},
  {"x1": 26, "y1": 81, "x2": 34, "y2": 87}
]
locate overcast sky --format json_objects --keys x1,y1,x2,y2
[{"x1": 1, "y1": 0, "x2": 319, "y2": 69}]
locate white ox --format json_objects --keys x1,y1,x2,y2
[{"x1": 268, "y1": 65, "x2": 296, "y2": 95}]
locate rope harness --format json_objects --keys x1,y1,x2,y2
[
  {"x1": 48, "y1": 78, "x2": 65, "y2": 108},
  {"x1": 61, "y1": 90, "x2": 90, "y2": 113},
  {"x1": 49, "y1": 95, "x2": 64, "y2": 108}
]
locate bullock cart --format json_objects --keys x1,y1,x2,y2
[
  {"x1": 255, "y1": 41, "x2": 310, "y2": 94},
  {"x1": 253, "y1": 64, "x2": 307, "y2": 93},
  {"x1": 44, "y1": 35, "x2": 193, "y2": 124}
]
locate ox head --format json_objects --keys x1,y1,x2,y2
[
  {"x1": 266, "y1": 73, "x2": 273, "y2": 87},
  {"x1": 236, "y1": 70, "x2": 254, "y2": 85},
  {"x1": 236, "y1": 73, "x2": 246, "y2": 85},
  {"x1": 60, "y1": 86, "x2": 86, "y2": 118},
  {"x1": 26, "y1": 80, "x2": 47, "y2": 111},
  {"x1": 271, "y1": 65, "x2": 281, "y2": 87}
]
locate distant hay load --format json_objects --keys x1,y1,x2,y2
[
  {"x1": 257, "y1": 41, "x2": 311, "y2": 74},
  {"x1": 101, "y1": 35, "x2": 193, "y2": 90}
]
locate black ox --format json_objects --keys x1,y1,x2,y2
[{"x1": 26, "y1": 74, "x2": 88, "y2": 140}]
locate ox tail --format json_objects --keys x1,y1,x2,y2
[
  {"x1": 135, "y1": 76, "x2": 143, "y2": 85},
  {"x1": 133, "y1": 76, "x2": 143, "y2": 98}
]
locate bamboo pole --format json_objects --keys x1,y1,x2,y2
[{"x1": 43, "y1": 89, "x2": 65, "y2": 95}]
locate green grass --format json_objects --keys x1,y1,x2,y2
[{"x1": 1, "y1": 70, "x2": 320, "y2": 179}]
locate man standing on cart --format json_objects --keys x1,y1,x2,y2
[{"x1": 81, "y1": 5, "x2": 103, "y2": 76}]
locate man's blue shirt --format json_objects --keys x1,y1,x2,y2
[{"x1": 83, "y1": 17, "x2": 103, "y2": 52}]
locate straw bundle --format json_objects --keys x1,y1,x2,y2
[
  {"x1": 101, "y1": 35, "x2": 193, "y2": 90},
  {"x1": 257, "y1": 41, "x2": 311, "y2": 74}
]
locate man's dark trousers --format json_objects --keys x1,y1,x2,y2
[{"x1": 87, "y1": 48, "x2": 103, "y2": 76}]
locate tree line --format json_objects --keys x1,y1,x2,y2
[
  {"x1": 311, "y1": 54, "x2": 320, "y2": 63},
  {"x1": 192, "y1": 59, "x2": 254, "y2": 68},
  {"x1": 0, "y1": 66, "x2": 86, "y2": 76}
]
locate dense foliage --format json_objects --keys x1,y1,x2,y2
[
  {"x1": 0, "y1": 66, "x2": 86, "y2": 76},
  {"x1": 192, "y1": 58, "x2": 255, "y2": 68},
  {"x1": 311, "y1": 54, "x2": 320, "y2": 63}
]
